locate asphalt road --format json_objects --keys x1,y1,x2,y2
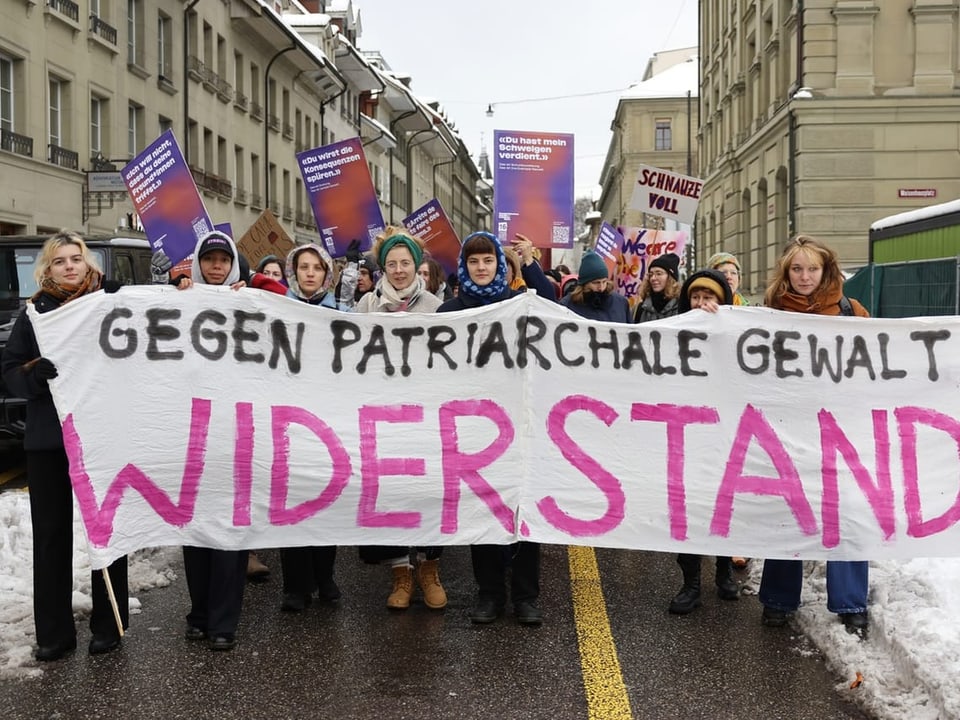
[{"x1": 1, "y1": 540, "x2": 871, "y2": 720}]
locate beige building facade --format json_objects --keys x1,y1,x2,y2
[
  {"x1": 598, "y1": 50, "x2": 699, "y2": 233},
  {"x1": 697, "y1": 0, "x2": 960, "y2": 299},
  {"x1": 0, "y1": 0, "x2": 485, "y2": 245}
]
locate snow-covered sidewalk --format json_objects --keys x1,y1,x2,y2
[{"x1": 1, "y1": 489, "x2": 959, "y2": 718}]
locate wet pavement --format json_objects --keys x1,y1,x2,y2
[{"x1": 1, "y1": 543, "x2": 871, "y2": 720}]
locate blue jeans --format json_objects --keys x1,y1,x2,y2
[{"x1": 759, "y1": 560, "x2": 868, "y2": 614}]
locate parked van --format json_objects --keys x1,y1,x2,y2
[{"x1": 0, "y1": 233, "x2": 154, "y2": 439}]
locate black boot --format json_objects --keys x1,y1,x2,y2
[
  {"x1": 715, "y1": 557, "x2": 739, "y2": 600},
  {"x1": 669, "y1": 554, "x2": 702, "y2": 614}
]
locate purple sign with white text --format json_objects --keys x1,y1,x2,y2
[
  {"x1": 297, "y1": 138, "x2": 385, "y2": 257},
  {"x1": 121, "y1": 130, "x2": 211, "y2": 265}
]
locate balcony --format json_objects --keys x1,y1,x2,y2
[
  {"x1": 48, "y1": 144, "x2": 79, "y2": 170},
  {"x1": 250, "y1": 101, "x2": 263, "y2": 121},
  {"x1": 282, "y1": 204, "x2": 293, "y2": 220},
  {"x1": 282, "y1": 123, "x2": 294, "y2": 141},
  {"x1": 250, "y1": 192, "x2": 262, "y2": 210},
  {"x1": 47, "y1": 0, "x2": 78, "y2": 22},
  {"x1": 268, "y1": 199, "x2": 279, "y2": 214},
  {"x1": 89, "y1": 14, "x2": 117, "y2": 46},
  {"x1": 234, "y1": 188, "x2": 248, "y2": 205},
  {"x1": 216, "y1": 76, "x2": 233, "y2": 103},
  {"x1": 233, "y1": 91, "x2": 248, "y2": 112},
  {"x1": 1, "y1": 129, "x2": 33, "y2": 157},
  {"x1": 296, "y1": 211, "x2": 313, "y2": 227},
  {"x1": 266, "y1": 114, "x2": 280, "y2": 132},
  {"x1": 187, "y1": 55, "x2": 206, "y2": 83}
]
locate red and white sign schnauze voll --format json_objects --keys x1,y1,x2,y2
[
  {"x1": 29, "y1": 287, "x2": 960, "y2": 569},
  {"x1": 629, "y1": 164, "x2": 703, "y2": 225}
]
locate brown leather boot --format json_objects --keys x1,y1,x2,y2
[
  {"x1": 246, "y1": 551, "x2": 270, "y2": 582},
  {"x1": 387, "y1": 565, "x2": 413, "y2": 609},
  {"x1": 416, "y1": 558, "x2": 448, "y2": 609}
]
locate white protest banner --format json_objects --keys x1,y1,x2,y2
[
  {"x1": 30, "y1": 287, "x2": 960, "y2": 568},
  {"x1": 629, "y1": 164, "x2": 703, "y2": 225}
]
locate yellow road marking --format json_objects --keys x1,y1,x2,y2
[
  {"x1": 569, "y1": 546, "x2": 633, "y2": 720},
  {"x1": 0, "y1": 465, "x2": 25, "y2": 486}
]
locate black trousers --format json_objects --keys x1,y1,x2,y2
[
  {"x1": 183, "y1": 547, "x2": 247, "y2": 637},
  {"x1": 27, "y1": 449, "x2": 129, "y2": 647},
  {"x1": 280, "y1": 545, "x2": 337, "y2": 594},
  {"x1": 471, "y1": 542, "x2": 540, "y2": 606}
]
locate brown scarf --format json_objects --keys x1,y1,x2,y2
[{"x1": 32, "y1": 268, "x2": 103, "y2": 305}]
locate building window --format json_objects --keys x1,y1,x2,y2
[
  {"x1": 158, "y1": 12, "x2": 172, "y2": 80},
  {"x1": 655, "y1": 120, "x2": 672, "y2": 151},
  {"x1": 90, "y1": 96, "x2": 103, "y2": 156},
  {"x1": 49, "y1": 77, "x2": 62, "y2": 147},
  {"x1": 128, "y1": 102, "x2": 142, "y2": 156},
  {"x1": 159, "y1": 114, "x2": 173, "y2": 135},
  {"x1": 127, "y1": 0, "x2": 144, "y2": 68},
  {"x1": 0, "y1": 55, "x2": 13, "y2": 132}
]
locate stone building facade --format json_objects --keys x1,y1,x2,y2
[{"x1": 697, "y1": 0, "x2": 960, "y2": 298}]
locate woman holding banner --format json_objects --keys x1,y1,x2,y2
[
  {"x1": 438, "y1": 231, "x2": 543, "y2": 626},
  {"x1": 175, "y1": 230, "x2": 249, "y2": 650},
  {"x1": 633, "y1": 253, "x2": 681, "y2": 323},
  {"x1": 355, "y1": 227, "x2": 447, "y2": 611},
  {"x1": 1, "y1": 230, "x2": 129, "y2": 661},
  {"x1": 758, "y1": 235, "x2": 870, "y2": 635},
  {"x1": 277, "y1": 242, "x2": 345, "y2": 612}
]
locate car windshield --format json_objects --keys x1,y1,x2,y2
[{"x1": 4, "y1": 247, "x2": 105, "y2": 299}]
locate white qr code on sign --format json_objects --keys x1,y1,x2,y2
[
  {"x1": 192, "y1": 218, "x2": 210, "y2": 238},
  {"x1": 552, "y1": 226, "x2": 570, "y2": 245}
]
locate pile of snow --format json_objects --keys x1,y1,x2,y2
[{"x1": 0, "y1": 490, "x2": 177, "y2": 679}]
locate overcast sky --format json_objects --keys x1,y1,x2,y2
[{"x1": 353, "y1": 0, "x2": 699, "y2": 200}]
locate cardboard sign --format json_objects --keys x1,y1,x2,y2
[{"x1": 238, "y1": 209, "x2": 295, "y2": 268}]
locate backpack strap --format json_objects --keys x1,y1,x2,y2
[{"x1": 838, "y1": 295, "x2": 854, "y2": 316}]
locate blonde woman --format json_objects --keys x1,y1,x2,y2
[
  {"x1": 1, "y1": 231, "x2": 129, "y2": 660},
  {"x1": 633, "y1": 253, "x2": 681, "y2": 323}
]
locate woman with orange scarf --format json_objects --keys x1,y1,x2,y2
[
  {"x1": 1, "y1": 230, "x2": 129, "y2": 661},
  {"x1": 758, "y1": 235, "x2": 869, "y2": 635}
]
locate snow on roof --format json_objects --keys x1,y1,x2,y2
[
  {"x1": 621, "y1": 56, "x2": 699, "y2": 100},
  {"x1": 870, "y1": 198, "x2": 960, "y2": 231}
]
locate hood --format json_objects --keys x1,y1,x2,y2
[
  {"x1": 285, "y1": 243, "x2": 334, "y2": 300},
  {"x1": 189, "y1": 231, "x2": 241, "y2": 286}
]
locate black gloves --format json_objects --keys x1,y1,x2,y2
[
  {"x1": 32, "y1": 358, "x2": 58, "y2": 380},
  {"x1": 151, "y1": 249, "x2": 173, "y2": 284},
  {"x1": 345, "y1": 238, "x2": 362, "y2": 264}
]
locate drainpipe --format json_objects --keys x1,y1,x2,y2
[
  {"x1": 264, "y1": 44, "x2": 296, "y2": 209},
  {"x1": 788, "y1": 0, "x2": 805, "y2": 238},
  {"x1": 432, "y1": 151, "x2": 456, "y2": 202},
  {"x1": 387, "y1": 109, "x2": 418, "y2": 223},
  {"x1": 182, "y1": 0, "x2": 200, "y2": 163}
]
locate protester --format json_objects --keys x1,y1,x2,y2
[
  {"x1": 758, "y1": 234, "x2": 870, "y2": 634},
  {"x1": 172, "y1": 230, "x2": 249, "y2": 650},
  {"x1": 706, "y1": 251, "x2": 749, "y2": 306},
  {"x1": 354, "y1": 228, "x2": 446, "y2": 610},
  {"x1": 257, "y1": 255, "x2": 285, "y2": 283},
  {"x1": 1, "y1": 230, "x2": 130, "y2": 661},
  {"x1": 438, "y1": 231, "x2": 542, "y2": 626},
  {"x1": 634, "y1": 253, "x2": 681, "y2": 322},
  {"x1": 418, "y1": 255, "x2": 452, "y2": 301},
  {"x1": 560, "y1": 251, "x2": 630, "y2": 323},
  {"x1": 273, "y1": 241, "x2": 345, "y2": 611},
  {"x1": 667, "y1": 269, "x2": 740, "y2": 614}
]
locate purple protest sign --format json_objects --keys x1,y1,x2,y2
[
  {"x1": 493, "y1": 130, "x2": 574, "y2": 249},
  {"x1": 121, "y1": 129, "x2": 211, "y2": 265},
  {"x1": 403, "y1": 199, "x2": 461, "y2": 278},
  {"x1": 297, "y1": 138, "x2": 385, "y2": 257},
  {"x1": 594, "y1": 222, "x2": 623, "y2": 277}
]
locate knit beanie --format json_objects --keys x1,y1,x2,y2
[
  {"x1": 577, "y1": 252, "x2": 608, "y2": 285},
  {"x1": 687, "y1": 275, "x2": 726, "y2": 302},
  {"x1": 706, "y1": 251, "x2": 740, "y2": 272},
  {"x1": 648, "y1": 253, "x2": 680, "y2": 280}
]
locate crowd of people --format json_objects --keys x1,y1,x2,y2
[{"x1": 0, "y1": 225, "x2": 871, "y2": 660}]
